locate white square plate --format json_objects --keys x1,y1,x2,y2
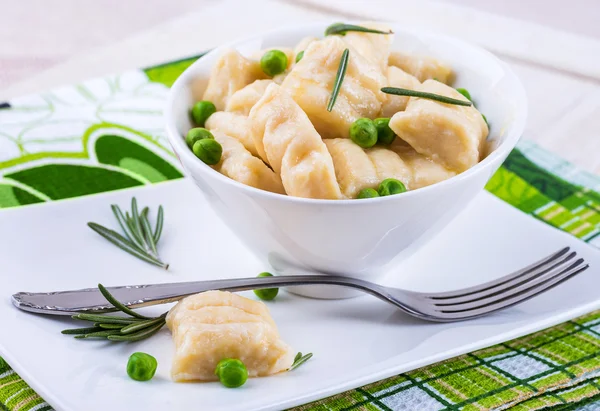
[{"x1": 1, "y1": 180, "x2": 598, "y2": 411}]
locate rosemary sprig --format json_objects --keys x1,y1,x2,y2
[
  {"x1": 327, "y1": 48, "x2": 349, "y2": 112},
  {"x1": 381, "y1": 87, "x2": 473, "y2": 107},
  {"x1": 325, "y1": 23, "x2": 393, "y2": 36},
  {"x1": 289, "y1": 352, "x2": 313, "y2": 371},
  {"x1": 62, "y1": 284, "x2": 168, "y2": 342},
  {"x1": 88, "y1": 197, "x2": 168, "y2": 269}
]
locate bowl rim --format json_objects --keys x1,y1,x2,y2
[{"x1": 165, "y1": 22, "x2": 528, "y2": 206}]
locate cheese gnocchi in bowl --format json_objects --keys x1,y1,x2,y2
[
  {"x1": 182, "y1": 23, "x2": 489, "y2": 199},
  {"x1": 166, "y1": 22, "x2": 526, "y2": 298}
]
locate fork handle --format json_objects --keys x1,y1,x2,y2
[{"x1": 12, "y1": 275, "x2": 385, "y2": 316}]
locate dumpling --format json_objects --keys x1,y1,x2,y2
[
  {"x1": 324, "y1": 139, "x2": 379, "y2": 198},
  {"x1": 272, "y1": 73, "x2": 288, "y2": 85},
  {"x1": 203, "y1": 49, "x2": 265, "y2": 110},
  {"x1": 281, "y1": 36, "x2": 386, "y2": 139},
  {"x1": 294, "y1": 36, "x2": 318, "y2": 59},
  {"x1": 341, "y1": 21, "x2": 393, "y2": 72},
  {"x1": 389, "y1": 80, "x2": 488, "y2": 172},
  {"x1": 390, "y1": 140, "x2": 456, "y2": 189},
  {"x1": 324, "y1": 139, "x2": 412, "y2": 197},
  {"x1": 249, "y1": 83, "x2": 342, "y2": 199},
  {"x1": 381, "y1": 66, "x2": 421, "y2": 117},
  {"x1": 404, "y1": 152, "x2": 456, "y2": 189},
  {"x1": 212, "y1": 131, "x2": 285, "y2": 194},
  {"x1": 166, "y1": 291, "x2": 295, "y2": 382},
  {"x1": 388, "y1": 51, "x2": 453, "y2": 84},
  {"x1": 206, "y1": 111, "x2": 258, "y2": 157},
  {"x1": 225, "y1": 79, "x2": 273, "y2": 115},
  {"x1": 366, "y1": 146, "x2": 413, "y2": 188}
]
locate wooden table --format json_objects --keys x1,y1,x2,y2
[{"x1": 2, "y1": 0, "x2": 599, "y2": 175}]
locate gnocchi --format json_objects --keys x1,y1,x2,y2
[{"x1": 189, "y1": 22, "x2": 488, "y2": 199}]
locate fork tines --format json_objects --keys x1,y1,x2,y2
[{"x1": 426, "y1": 247, "x2": 589, "y2": 320}]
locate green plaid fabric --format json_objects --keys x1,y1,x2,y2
[
  {"x1": 295, "y1": 312, "x2": 600, "y2": 410},
  {"x1": 1, "y1": 54, "x2": 599, "y2": 411}
]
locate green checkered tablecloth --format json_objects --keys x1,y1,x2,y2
[{"x1": 1, "y1": 54, "x2": 600, "y2": 411}]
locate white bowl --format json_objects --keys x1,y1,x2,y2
[{"x1": 165, "y1": 23, "x2": 527, "y2": 298}]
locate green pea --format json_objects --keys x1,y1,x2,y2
[
  {"x1": 357, "y1": 188, "x2": 380, "y2": 199},
  {"x1": 193, "y1": 138, "x2": 222, "y2": 165},
  {"x1": 191, "y1": 100, "x2": 216, "y2": 127},
  {"x1": 378, "y1": 178, "x2": 407, "y2": 196},
  {"x1": 215, "y1": 358, "x2": 248, "y2": 388},
  {"x1": 260, "y1": 50, "x2": 288, "y2": 76},
  {"x1": 349, "y1": 118, "x2": 378, "y2": 148},
  {"x1": 373, "y1": 118, "x2": 395, "y2": 145},
  {"x1": 253, "y1": 272, "x2": 279, "y2": 301},
  {"x1": 186, "y1": 127, "x2": 213, "y2": 149},
  {"x1": 456, "y1": 88, "x2": 472, "y2": 101},
  {"x1": 127, "y1": 352, "x2": 157, "y2": 381}
]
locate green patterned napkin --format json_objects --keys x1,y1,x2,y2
[{"x1": 1, "y1": 54, "x2": 599, "y2": 411}]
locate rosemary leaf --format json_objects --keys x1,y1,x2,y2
[
  {"x1": 131, "y1": 198, "x2": 142, "y2": 236},
  {"x1": 125, "y1": 216, "x2": 145, "y2": 251},
  {"x1": 289, "y1": 352, "x2": 313, "y2": 371},
  {"x1": 327, "y1": 48, "x2": 349, "y2": 112},
  {"x1": 87, "y1": 222, "x2": 167, "y2": 268},
  {"x1": 137, "y1": 207, "x2": 158, "y2": 253},
  {"x1": 96, "y1": 323, "x2": 125, "y2": 330},
  {"x1": 111, "y1": 204, "x2": 145, "y2": 251},
  {"x1": 74, "y1": 330, "x2": 122, "y2": 339},
  {"x1": 325, "y1": 23, "x2": 393, "y2": 37},
  {"x1": 140, "y1": 211, "x2": 159, "y2": 258},
  {"x1": 124, "y1": 212, "x2": 138, "y2": 238},
  {"x1": 107, "y1": 321, "x2": 165, "y2": 342},
  {"x1": 73, "y1": 313, "x2": 142, "y2": 324},
  {"x1": 120, "y1": 315, "x2": 166, "y2": 335},
  {"x1": 61, "y1": 327, "x2": 104, "y2": 335},
  {"x1": 130, "y1": 198, "x2": 149, "y2": 253},
  {"x1": 381, "y1": 87, "x2": 472, "y2": 107},
  {"x1": 98, "y1": 284, "x2": 153, "y2": 320},
  {"x1": 153, "y1": 205, "x2": 164, "y2": 244}
]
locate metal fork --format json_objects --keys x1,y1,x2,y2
[{"x1": 12, "y1": 247, "x2": 588, "y2": 322}]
